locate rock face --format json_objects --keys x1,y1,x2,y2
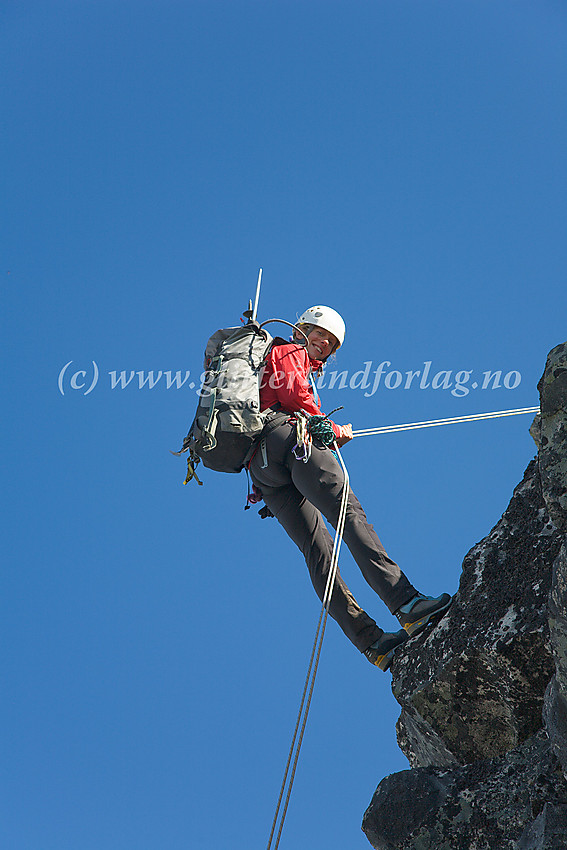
[{"x1": 362, "y1": 343, "x2": 567, "y2": 850}]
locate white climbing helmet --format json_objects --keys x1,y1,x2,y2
[{"x1": 297, "y1": 305, "x2": 346, "y2": 348}]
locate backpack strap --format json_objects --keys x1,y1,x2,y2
[{"x1": 243, "y1": 407, "x2": 288, "y2": 468}]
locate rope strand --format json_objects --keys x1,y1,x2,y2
[
  {"x1": 267, "y1": 445, "x2": 350, "y2": 850},
  {"x1": 265, "y1": 404, "x2": 539, "y2": 846},
  {"x1": 352, "y1": 406, "x2": 539, "y2": 438}
]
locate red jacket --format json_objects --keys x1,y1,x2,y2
[{"x1": 259, "y1": 341, "x2": 342, "y2": 439}]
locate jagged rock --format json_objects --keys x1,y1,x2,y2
[
  {"x1": 362, "y1": 342, "x2": 567, "y2": 849},
  {"x1": 362, "y1": 732, "x2": 567, "y2": 850},
  {"x1": 530, "y1": 341, "x2": 567, "y2": 532},
  {"x1": 361, "y1": 768, "x2": 453, "y2": 850},
  {"x1": 545, "y1": 539, "x2": 567, "y2": 779},
  {"x1": 537, "y1": 342, "x2": 567, "y2": 782},
  {"x1": 392, "y1": 458, "x2": 561, "y2": 767},
  {"x1": 516, "y1": 802, "x2": 567, "y2": 850}
]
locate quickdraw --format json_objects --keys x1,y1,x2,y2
[{"x1": 292, "y1": 412, "x2": 312, "y2": 463}]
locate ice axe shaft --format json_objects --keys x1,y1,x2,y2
[{"x1": 252, "y1": 268, "x2": 262, "y2": 322}]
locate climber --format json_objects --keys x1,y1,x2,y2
[{"x1": 249, "y1": 305, "x2": 452, "y2": 671}]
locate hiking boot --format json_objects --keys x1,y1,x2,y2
[
  {"x1": 395, "y1": 593, "x2": 452, "y2": 637},
  {"x1": 364, "y1": 629, "x2": 409, "y2": 671}
]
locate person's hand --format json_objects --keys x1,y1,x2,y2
[{"x1": 336, "y1": 423, "x2": 353, "y2": 447}]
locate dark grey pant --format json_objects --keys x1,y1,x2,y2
[{"x1": 250, "y1": 421, "x2": 416, "y2": 652}]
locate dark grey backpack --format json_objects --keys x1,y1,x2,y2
[{"x1": 174, "y1": 321, "x2": 274, "y2": 476}]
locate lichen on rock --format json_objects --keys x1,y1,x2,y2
[
  {"x1": 530, "y1": 342, "x2": 567, "y2": 532},
  {"x1": 363, "y1": 342, "x2": 567, "y2": 850},
  {"x1": 363, "y1": 732, "x2": 567, "y2": 850}
]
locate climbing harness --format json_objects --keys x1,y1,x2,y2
[
  {"x1": 266, "y1": 441, "x2": 350, "y2": 850},
  {"x1": 352, "y1": 406, "x2": 540, "y2": 438}
]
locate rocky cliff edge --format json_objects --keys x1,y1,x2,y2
[{"x1": 362, "y1": 342, "x2": 567, "y2": 850}]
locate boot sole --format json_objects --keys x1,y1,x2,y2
[
  {"x1": 403, "y1": 597, "x2": 453, "y2": 637},
  {"x1": 377, "y1": 650, "x2": 395, "y2": 672},
  {"x1": 366, "y1": 645, "x2": 404, "y2": 671}
]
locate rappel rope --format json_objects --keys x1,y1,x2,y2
[
  {"x1": 265, "y1": 402, "x2": 539, "y2": 847},
  {"x1": 239, "y1": 276, "x2": 540, "y2": 844},
  {"x1": 352, "y1": 406, "x2": 540, "y2": 438},
  {"x1": 266, "y1": 444, "x2": 350, "y2": 850}
]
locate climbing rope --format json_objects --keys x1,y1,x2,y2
[
  {"x1": 307, "y1": 406, "x2": 344, "y2": 446},
  {"x1": 352, "y1": 406, "x2": 540, "y2": 438},
  {"x1": 265, "y1": 403, "x2": 539, "y2": 847},
  {"x1": 266, "y1": 443, "x2": 350, "y2": 850}
]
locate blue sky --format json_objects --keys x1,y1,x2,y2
[{"x1": 2, "y1": 2, "x2": 566, "y2": 848}]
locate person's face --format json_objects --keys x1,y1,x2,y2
[{"x1": 306, "y1": 326, "x2": 338, "y2": 360}]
